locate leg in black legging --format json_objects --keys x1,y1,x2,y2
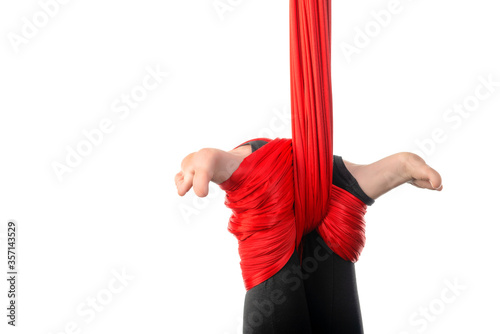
[
  {"x1": 299, "y1": 154, "x2": 373, "y2": 333},
  {"x1": 301, "y1": 230, "x2": 364, "y2": 333},
  {"x1": 243, "y1": 250, "x2": 312, "y2": 334}
]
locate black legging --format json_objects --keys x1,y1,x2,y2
[{"x1": 238, "y1": 141, "x2": 374, "y2": 334}]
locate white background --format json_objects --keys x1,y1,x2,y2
[{"x1": 1, "y1": 0, "x2": 499, "y2": 333}]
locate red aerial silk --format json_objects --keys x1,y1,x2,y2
[
  {"x1": 219, "y1": 0, "x2": 368, "y2": 291},
  {"x1": 290, "y1": 0, "x2": 333, "y2": 246}
]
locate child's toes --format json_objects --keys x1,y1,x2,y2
[
  {"x1": 177, "y1": 171, "x2": 194, "y2": 196},
  {"x1": 428, "y1": 172, "x2": 443, "y2": 190},
  {"x1": 407, "y1": 156, "x2": 443, "y2": 191},
  {"x1": 193, "y1": 170, "x2": 211, "y2": 197},
  {"x1": 408, "y1": 178, "x2": 435, "y2": 190}
]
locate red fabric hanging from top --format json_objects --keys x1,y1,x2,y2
[
  {"x1": 290, "y1": 0, "x2": 333, "y2": 246},
  {"x1": 219, "y1": 0, "x2": 368, "y2": 291}
]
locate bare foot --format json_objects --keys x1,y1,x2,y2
[
  {"x1": 175, "y1": 145, "x2": 252, "y2": 197},
  {"x1": 344, "y1": 152, "x2": 443, "y2": 200}
]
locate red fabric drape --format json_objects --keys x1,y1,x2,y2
[
  {"x1": 219, "y1": 0, "x2": 368, "y2": 291},
  {"x1": 290, "y1": 0, "x2": 333, "y2": 246}
]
